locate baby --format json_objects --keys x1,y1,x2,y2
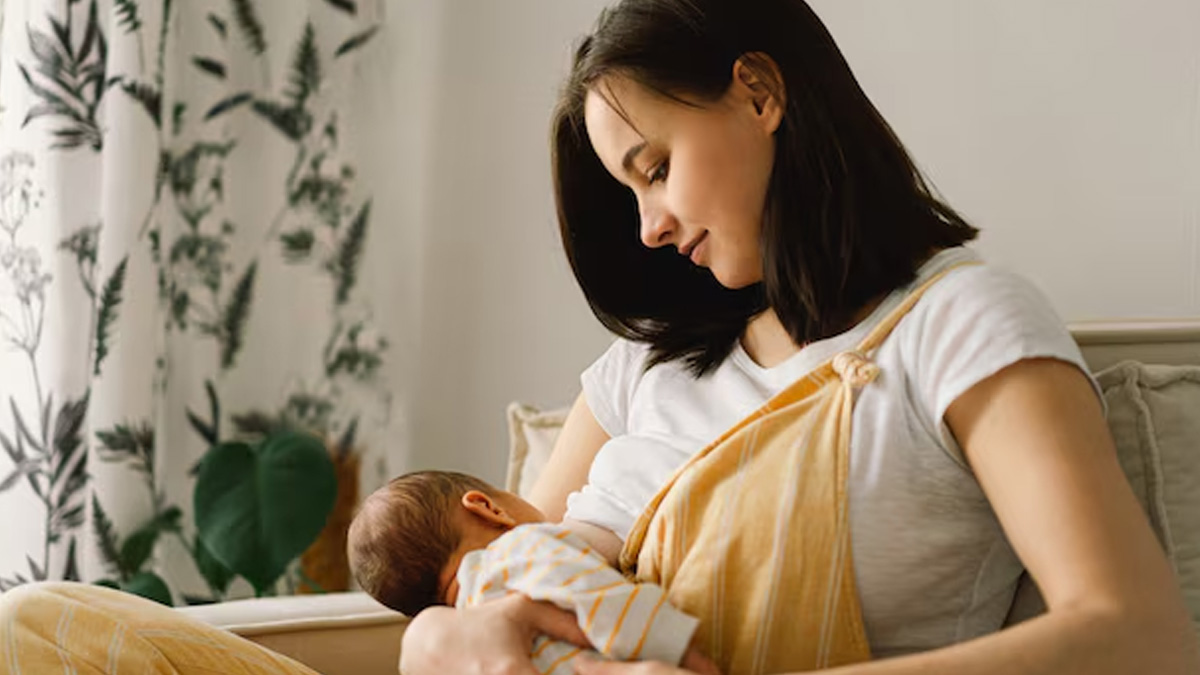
[{"x1": 347, "y1": 471, "x2": 710, "y2": 673}]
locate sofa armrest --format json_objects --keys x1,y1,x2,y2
[{"x1": 179, "y1": 592, "x2": 409, "y2": 675}]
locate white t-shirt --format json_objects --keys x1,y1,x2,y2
[{"x1": 565, "y1": 246, "x2": 1098, "y2": 658}]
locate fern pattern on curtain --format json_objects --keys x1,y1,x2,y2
[{"x1": 0, "y1": 0, "x2": 391, "y2": 602}]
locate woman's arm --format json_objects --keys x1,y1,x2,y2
[
  {"x1": 527, "y1": 392, "x2": 610, "y2": 521},
  {"x1": 824, "y1": 358, "x2": 1196, "y2": 673},
  {"x1": 577, "y1": 358, "x2": 1200, "y2": 675}
]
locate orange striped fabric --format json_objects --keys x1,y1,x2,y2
[
  {"x1": 620, "y1": 265, "x2": 976, "y2": 675},
  {"x1": 458, "y1": 524, "x2": 699, "y2": 674},
  {"x1": 0, "y1": 582, "x2": 321, "y2": 674}
]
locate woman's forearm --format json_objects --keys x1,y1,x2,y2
[{"x1": 818, "y1": 603, "x2": 1197, "y2": 675}]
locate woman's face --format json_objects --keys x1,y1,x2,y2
[{"x1": 584, "y1": 66, "x2": 783, "y2": 289}]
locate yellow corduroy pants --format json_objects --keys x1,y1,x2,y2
[{"x1": 0, "y1": 582, "x2": 319, "y2": 674}]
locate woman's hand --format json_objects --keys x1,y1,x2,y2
[
  {"x1": 572, "y1": 644, "x2": 721, "y2": 675},
  {"x1": 574, "y1": 657, "x2": 707, "y2": 675},
  {"x1": 399, "y1": 594, "x2": 589, "y2": 675}
]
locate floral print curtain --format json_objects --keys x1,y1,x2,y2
[{"x1": 0, "y1": 0, "x2": 393, "y2": 602}]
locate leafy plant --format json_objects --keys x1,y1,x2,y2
[
  {"x1": 194, "y1": 431, "x2": 337, "y2": 596},
  {"x1": 229, "y1": 0, "x2": 266, "y2": 55},
  {"x1": 114, "y1": 0, "x2": 142, "y2": 34},
  {"x1": 92, "y1": 494, "x2": 178, "y2": 605},
  {"x1": 334, "y1": 26, "x2": 379, "y2": 59},
  {"x1": 94, "y1": 257, "x2": 128, "y2": 376},
  {"x1": 331, "y1": 200, "x2": 370, "y2": 305},
  {"x1": 220, "y1": 262, "x2": 257, "y2": 369},
  {"x1": 19, "y1": 0, "x2": 108, "y2": 151}
]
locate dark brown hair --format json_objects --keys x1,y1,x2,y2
[
  {"x1": 552, "y1": 0, "x2": 978, "y2": 375},
  {"x1": 347, "y1": 471, "x2": 496, "y2": 616}
]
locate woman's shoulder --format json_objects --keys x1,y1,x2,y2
[{"x1": 909, "y1": 255, "x2": 1070, "y2": 339}]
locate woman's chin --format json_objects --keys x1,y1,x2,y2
[{"x1": 711, "y1": 266, "x2": 762, "y2": 290}]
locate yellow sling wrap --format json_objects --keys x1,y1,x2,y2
[{"x1": 620, "y1": 266, "x2": 973, "y2": 674}]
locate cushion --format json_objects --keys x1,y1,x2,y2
[
  {"x1": 1095, "y1": 361, "x2": 1200, "y2": 633},
  {"x1": 180, "y1": 591, "x2": 408, "y2": 675},
  {"x1": 505, "y1": 403, "x2": 569, "y2": 499}
]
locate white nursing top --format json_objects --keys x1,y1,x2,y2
[{"x1": 566, "y1": 246, "x2": 1097, "y2": 657}]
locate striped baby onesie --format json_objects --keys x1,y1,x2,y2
[{"x1": 456, "y1": 524, "x2": 698, "y2": 674}]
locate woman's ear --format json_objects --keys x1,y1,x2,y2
[
  {"x1": 732, "y1": 53, "x2": 785, "y2": 135},
  {"x1": 461, "y1": 490, "x2": 517, "y2": 529}
]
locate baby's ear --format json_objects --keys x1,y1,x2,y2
[{"x1": 461, "y1": 490, "x2": 517, "y2": 529}]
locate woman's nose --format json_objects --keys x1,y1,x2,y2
[{"x1": 639, "y1": 206, "x2": 676, "y2": 249}]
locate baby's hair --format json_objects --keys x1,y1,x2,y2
[{"x1": 348, "y1": 470, "x2": 497, "y2": 616}]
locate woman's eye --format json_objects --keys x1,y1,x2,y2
[{"x1": 648, "y1": 160, "x2": 669, "y2": 185}]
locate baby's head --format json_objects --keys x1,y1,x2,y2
[{"x1": 347, "y1": 470, "x2": 544, "y2": 616}]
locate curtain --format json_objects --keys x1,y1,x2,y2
[{"x1": 0, "y1": 0, "x2": 393, "y2": 602}]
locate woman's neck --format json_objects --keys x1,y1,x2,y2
[
  {"x1": 741, "y1": 310, "x2": 799, "y2": 369},
  {"x1": 741, "y1": 296, "x2": 887, "y2": 369}
]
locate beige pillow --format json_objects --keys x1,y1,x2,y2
[
  {"x1": 505, "y1": 403, "x2": 569, "y2": 499},
  {"x1": 1008, "y1": 361, "x2": 1200, "y2": 633},
  {"x1": 1095, "y1": 361, "x2": 1200, "y2": 633}
]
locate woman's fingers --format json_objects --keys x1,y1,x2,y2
[
  {"x1": 574, "y1": 656, "x2": 693, "y2": 675},
  {"x1": 397, "y1": 603, "x2": 543, "y2": 675},
  {"x1": 516, "y1": 597, "x2": 592, "y2": 648}
]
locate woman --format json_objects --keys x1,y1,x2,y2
[
  {"x1": 399, "y1": 0, "x2": 1197, "y2": 673},
  {"x1": 0, "y1": 1, "x2": 1194, "y2": 673}
]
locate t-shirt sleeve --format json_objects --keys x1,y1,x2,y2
[
  {"x1": 904, "y1": 265, "x2": 1103, "y2": 467},
  {"x1": 580, "y1": 339, "x2": 651, "y2": 438}
]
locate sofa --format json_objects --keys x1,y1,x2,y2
[{"x1": 180, "y1": 320, "x2": 1200, "y2": 675}]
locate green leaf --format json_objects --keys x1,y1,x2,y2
[
  {"x1": 186, "y1": 409, "x2": 217, "y2": 447},
  {"x1": 192, "y1": 56, "x2": 227, "y2": 80},
  {"x1": 117, "y1": 506, "x2": 183, "y2": 577},
  {"x1": 95, "y1": 421, "x2": 156, "y2": 478},
  {"x1": 95, "y1": 257, "x2": 128, "y2": 376},
  {"x1": 115, "y1": 0, "x2": 143, "y2": 33},
  {"x1": 334, "y1": 200, "x2": 370, "y2": 305},
  {"x1": 63, "y1": 538, "x2": 82, "y2": 582},
  {"x1": 280, "y1": 229, "x2": 315, "y2": 262},
  {"x1": 207, "y1": 13, "x2": 228, "y2": 39},
  {"x1": 193, "y1": 536, "x2": 234, "y2": 597},
  {"x1": 0, "y1": 460, "x2": 40, "y2": 493},
  {"x1": 26, "y1": 555, "x2": 46, "y2": 582},
  {"x1": 78, "y1": 0, "x2": 101, "y2": 63},
  {"x1": 92, "y1": 494, "x2": 124, "y2": 578},
  {"x1": 220, "y1": 263, "x2": 256, "y2": 370},
  {"x1": 193, "y1": 432, "x2": 336, "y2": 595},
  {"x1": 250, "y1": 99, "x2": 311, "y2": 141},
  {"x1": 286, "y1": 22, "x2": 321, "y2": 108},
  {"x1": 119, "y1": 523, "x2": 159, "y2": 573},
  {"x1": 229, "y1": 0, "x2": 267, "y2": 55},
  {"x1": 323, "y1": 0, "x2": 356, "y2": 15},
  {"x1": 173, "y1": 103, "x2": 187, "y2": 136},
  {"x1": 122, "y1": 571, "x2": 173, "y2": 606},
  {"x1": 117, "y1": 79, "x2": 162, "y2": 128},
  {"x1": 11, "y1": 397, "x2": 45, "y2": 455},
  {"x1": 95, "y1": 578, "x2": 120, "y2": 590},
  {"x1": 205, "y1": 92, "x2": 253, "y2": 121},
  {"x1": 205, "y1": 380, "x2": 221, "y2": 443},
  {"x1": 334, "y1": 26, "x2": 379, "y2": 59}
]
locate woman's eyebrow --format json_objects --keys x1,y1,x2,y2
[{"x1": 621, "y1": 142, "x2": 649, "y2": 175}]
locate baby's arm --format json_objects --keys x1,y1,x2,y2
[{"x1": 469, "y1": 525, "x2": 698, "y2": 666}]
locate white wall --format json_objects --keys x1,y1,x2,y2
[
  {"x1": 384, "y1": 1, "x2": 613, "y2": 483},
  {"x1": 381, "y1": 1, "x2": 1200, "y2": 484},
  {"x1": 809, "y1": 0, "x2": 1200, "y2": 320}
]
